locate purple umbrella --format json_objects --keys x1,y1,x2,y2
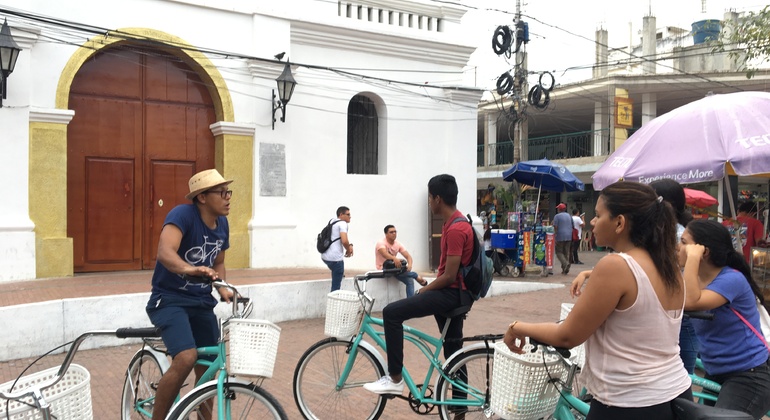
[{"x1": 592, "y1": 91, "x2": 770, "y2": 190}]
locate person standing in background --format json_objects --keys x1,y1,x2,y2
[
  {"x1": 322, "y1": 206, "x2": 353, "y2": 291},
  {"x1": 723, "y1": 201, "x2": 764, "y2": 264},
  {"x1": 553, "y1": 203, "x2": 573, "y2": 275},
  {"x1": 571, "y1": 209, "x2": 585, "y2": 265}
]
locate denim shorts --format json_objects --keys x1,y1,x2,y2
[{"x1": 147, "y1": 303, "x2": 219, "y2": 358}]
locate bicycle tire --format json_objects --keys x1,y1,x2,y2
[
  {"x1": 435, "y1": 347, "x2": 505, "y2": 420},
  {"x1": 293, "y1": 338, "x2": 387, "y2": 420},
  {"x1": 167, "y1": 382, "x2": 287, "y2": 420},
  {"x1": 121, "y1": 349, "x2": 164, "y2": 420}
]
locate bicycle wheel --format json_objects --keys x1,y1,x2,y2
[
  {"x1": 436, "y1": 347, "x2": 505, "y2": 420},
  {"x1": 121, "y1": 349, "x2": 164, "y2": 420},
  {"x1": 293, "y1": 338, "x2": 387, "y2": 420},
  {"x1": 167, "y1": 382, "x2": 287, "y2": 419}
]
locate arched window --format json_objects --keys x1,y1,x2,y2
[{"x1": 347, "y1": 94, "x2": 379, "y2": 174}]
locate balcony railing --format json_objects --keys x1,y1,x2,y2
[
  {"x1": 529, "y1": 129, "x2": 607, "y2": 161},
  {"x1": 477, "y1": 129, "x2": 609, "y2": 167},
  {"x1": 477, "y1": 141, "x2": 514, "y2": 167}
]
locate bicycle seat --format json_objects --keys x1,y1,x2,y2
[
  {"x1": 440, "y1": 305, "x2": 471, "y2": 319},
  {"x1": 671, "y1": 397, "x2": 753, "y2": 420}
]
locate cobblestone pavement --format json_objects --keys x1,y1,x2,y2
[{"x1": 0, "y1": 251, "x2": 605, "y2": 418}]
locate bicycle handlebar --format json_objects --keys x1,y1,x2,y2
[
  {"x1": 116, "y1": 327, "x2": 161, "y2": 339},
  {"x1": 353, "y1": 267, "x2": 405, "y2": 281}
]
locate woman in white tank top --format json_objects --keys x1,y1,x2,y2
[{"x1": 503, "y1": 181, "x2": 691, "y2": 420}]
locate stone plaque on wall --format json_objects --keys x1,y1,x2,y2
[{"x1": 259, "y1": 143, "x2": 286, "y2": 196}]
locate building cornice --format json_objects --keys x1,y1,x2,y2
[
  {"x1": 210, "y1": 121, "x2": 256, "y2": 137},
  {"x1": 291, "y1": 20, "x2": 475, "y2": 67},
  {"x1": 29, "y1": 108, "x2": 75, "y2": 124}
]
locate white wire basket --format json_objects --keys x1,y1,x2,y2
[
  {"x1": 0, "y1": 363, "x2": 93, "y2": 420},
  {"x1": 490, "y1": 341, "x2": 567, "y2": 420},
  {"x1": 225, "y1": 319, "x2": 281, "y2": 379},
  {"x1": 560, "y1": 303, "x2": 586, "y2": 368},
  {"x1": 324, "y1": 290, "x2": 362, "y2": 339}
]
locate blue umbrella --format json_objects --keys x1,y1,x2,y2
[
  {"x1": 502, "y1": 159, "x2": 584, "y2": 227},
  {"x1": 502, "y1": 159, "x2": 585, "y2": 192}
]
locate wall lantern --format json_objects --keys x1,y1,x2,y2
[
  {"x1": 0, "y1": 18, "x2": 22, "y2": 108},
  {"x1": 272, "y1": 62, "x2": 297, "y2": 130}
]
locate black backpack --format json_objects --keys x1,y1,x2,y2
[
  {"x1": 450, "y1": 214, "x2": 494, "y2": 300},
  {"x1": 316, "y1": 219, "x2": 342, "y2": 253}
]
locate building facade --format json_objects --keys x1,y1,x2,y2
[{"x1": 1, "y1": 0, "x2": 483, "y2": 281}]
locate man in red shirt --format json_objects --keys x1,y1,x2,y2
[
  {"x1": 723, "y1": 201, "x2": 765, "y2": 264},
  {"x1": 364, "y1": 174, "x2": 475, "y2": 394}
]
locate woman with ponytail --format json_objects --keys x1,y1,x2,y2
[
  {"x1": 681, "y1": 219, "x2": 770, "y2": 418},
  {"x1": 505, "y1": 182, "x2": 691, "y2": 419}
]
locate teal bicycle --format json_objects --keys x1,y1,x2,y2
[
  {"x1": 120, "y1": 280, "x2": 288, "y2": 420},
  {"x1": 496, "y1": 310, "x2": 756, "y2": 420},
  {"x1": 292, "y1": 268, "x2": 505, "y2": 420}
]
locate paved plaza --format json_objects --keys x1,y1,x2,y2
[{"x1": 0, "y1": 251, "x2": 605, "y2": 418}]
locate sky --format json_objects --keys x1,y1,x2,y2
[{"x1": 461, "y1": 0, "x2": 767, "y2": 89}]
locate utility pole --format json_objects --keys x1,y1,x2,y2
[{"x1": 514, "y1": 0, "x2": 527, "y2": 163}]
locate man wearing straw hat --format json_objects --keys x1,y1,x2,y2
[{"x1": 145, "y1": 168, "x2": 235, "y2": 420}]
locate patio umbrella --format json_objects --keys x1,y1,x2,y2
[
  {"x1": 593, "y1": 91, "x2": 770, "y2": 188},
  {"x1": 683, "y1": 188, "x2": 717, "y2": 208},
  {"x1": 502, "y1": 159, "x2": 584, "y2": 268},
  {"x1": 502, "y1": 158, "x2": 584, "y2": 192}
]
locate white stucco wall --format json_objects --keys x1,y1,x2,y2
[{"x1": 0, "y1": 0, "x2": 481, "y2": 280}]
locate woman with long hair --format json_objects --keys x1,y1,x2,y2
[
  {"x1": 681, "y1": 219, "x2": 770, "y2": 418},
  {"x1": 650, "y1": 179, "x2": 698, "y2": 374},
  {"x1": 505, "y1": 182, "x2": 691, "y2": 419}
]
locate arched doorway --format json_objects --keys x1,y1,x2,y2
[{"x1": 67, "y1": 45, "x2": 216, "y2": 272}]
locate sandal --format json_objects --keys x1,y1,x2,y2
[{"x1": 417, "y1": 276, "x2": 428, "y2": 286}]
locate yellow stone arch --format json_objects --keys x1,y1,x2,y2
[{"x1": 30, "y1": 28, "x2": 251, "y2": 278}]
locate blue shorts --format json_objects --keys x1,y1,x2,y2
[{"x1": 147, "y1": 303, "x2": 219, "y2": 358}]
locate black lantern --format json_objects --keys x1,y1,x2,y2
[
  {"x1": 272, "y1": 62, "x2": 297, "y2": 129},
  {"x1": 0, "y1": 18, "x2": 21, "y2": 108}
]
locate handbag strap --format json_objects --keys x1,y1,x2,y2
[{"x1": 729, "y1": 305, "x2": 770, "y2": 351}]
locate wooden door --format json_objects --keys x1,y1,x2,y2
[{"x1": 68, "y1": 46, "x2": 215, "y2": 272}]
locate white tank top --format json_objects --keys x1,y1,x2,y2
[{"x1": 582, "y1": 253, "x2": 691, "y2": 407}]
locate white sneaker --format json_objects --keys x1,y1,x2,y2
[{"x1": 363, "y1": 375, "x2": 405, "y2": 394}]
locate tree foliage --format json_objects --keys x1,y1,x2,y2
[{"x1": 717, "y1": 6, "x2": 770, "y2": 78}]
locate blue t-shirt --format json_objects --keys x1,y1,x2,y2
[
  {"x1": 553, "y1": 212, "x2": 573, "y2": 242},
  {"x1": 691, "y1": 267, "x2": 767, "y2": 375},
  {"x1": 147, "y1": 204, "x2": 230, "y2": 308}
]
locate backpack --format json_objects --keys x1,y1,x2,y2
[
  {"x1": 316, "y1": 219, "x2": 342, "y2": 253},
  {"x1": 450, "y1": 214, "x2": 494, "y2": 300}
]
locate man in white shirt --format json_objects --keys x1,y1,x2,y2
[
  {"x1": 321, "y1": 206, "x2": 353, "y2": 291},
  {"x1": 571, "y1": 209, "x2": 585, "y2": 265}
]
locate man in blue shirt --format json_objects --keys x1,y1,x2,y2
[
  {"x1": 145, "y1": 168, "x2": 235, "y2": 420},
  {"x1": 553, "y1": 203, "x2": 573, "y2": 275}
]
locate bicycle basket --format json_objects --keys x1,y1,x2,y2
[
  {"x1": 324, "y1": 290, "x2": 362, "y2": 339},
  {"x1": 491, "y1": 341, "x2": 567, "y2": 420},
  {"x1": 225, "y1": 319, "x2": 281, "y2": 379},
  {"x1": 0, "y1": 363, "x2": 92, "y2": 420},
  {"x1": 560, "y1": 303, "x2": 586, "y2": 368}
]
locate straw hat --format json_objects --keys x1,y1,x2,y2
[{"x1": 185, "y1": 169, "x2": 233, "y2": 200}]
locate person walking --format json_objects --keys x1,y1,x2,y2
[
  {"x1": 571, "y1": 209, "x2": 585, "y2": 264},
  {"x1": 322, "y1": 206, "x2": 354, "y2": 292},
  {"x1": 145, "y1": 168, "x2": 235, "y2": 420},
  {"x1": 553, "y1": 203, "x2": 573, "y2": 274},
  {"x1": 363, "y1": 174, "x2": 474, "y2": 394},
  {"x1": 375, "y1": 224, "x2": 427, "y2": 297}
]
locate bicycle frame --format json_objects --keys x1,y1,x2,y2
[
  {"x1": 334, "y1": 274, "x2": 489, "y2": 410},
  {"x1": 129, "y1": 281, "x2": 255, "y2": 419}
]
